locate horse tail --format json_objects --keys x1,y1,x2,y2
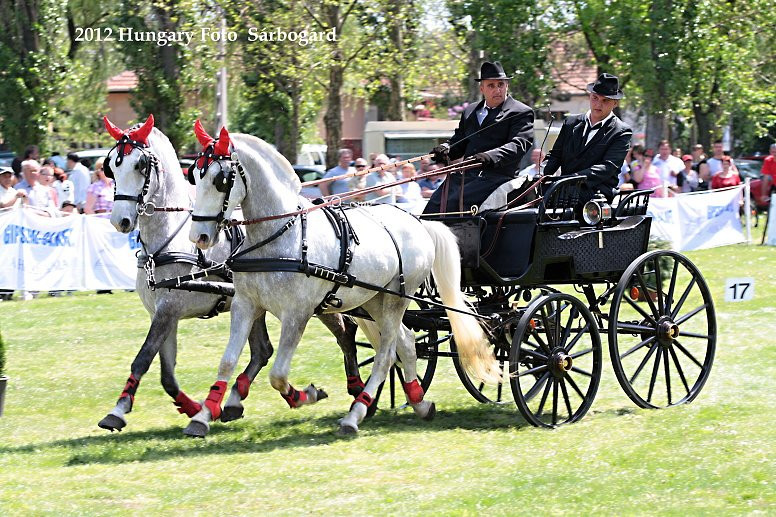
[{"x1": 421, "y1": 221, "x2": 503, "y2": 384}]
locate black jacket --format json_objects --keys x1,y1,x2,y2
[
  {"x1": 544, "y1": 113, "x2": 632, "y2": 200},
  {"x1": 447, "y1": 96, "x2": 534, "y2": 178}
]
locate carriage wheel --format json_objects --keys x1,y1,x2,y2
[
  {"x1": 608, "y1": 250, "x2": 716, "y2": 408},
  {"x1": 451, "y1": 286, "x2": 558, "y2": 404},
  {"x1": 509, "y1": 293, "x2": 603, "y2": 428},
  {"x1": 356, "y1": 322, "x2": 441, "y2": 409},
  {"x1": 451, "y1": 331, "x2": 511, "y2": 404}
]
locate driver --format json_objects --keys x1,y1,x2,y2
[
  {"x1": 542, "y1": 73, "x2": 632, "y2": 203},
  {"x1": 423, "y1": 61, "x2": 534, "y2": 214}
]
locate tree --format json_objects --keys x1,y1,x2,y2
[{"x1": 447, "y1": 0, "x2": 554, "y2": 106}]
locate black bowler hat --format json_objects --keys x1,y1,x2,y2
[
  {"x1": 586, "y1": 73, "x2": 624, "y2": 100},
  {"x1": 476, "y1": 61, "x2": 512, "y2": 82}
]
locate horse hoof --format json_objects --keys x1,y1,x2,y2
[
  {"x1": 422, "y1": 402, "x2": 436, "y2": 421},
  {"x1": 183, "y1": 420, "x2": 209, "y2": 438},
  {"x1": 316, "y1": 387, "x2": 328, "y2": 401},
  {"x1": 98, "y1": 414, "x2": 126, "y2": 432},
  {"x1": 220, "y1": 405, "x2": 244, "y2": 423},
  {"x1": 338, "y1": 423, "x2": 358, "y2": 435}
]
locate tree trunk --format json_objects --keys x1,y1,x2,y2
[
  {"x1": 693, "y1": 104, "x2": 717, "y2": 150},
  {"x1": 645, "y1": 111, "x2": 668, "y2": 151},
  {"x1": 384, "y1": 1, "x2": 404, "y2": 120},
  {"x1": 287, "y1": 80, "x2": 300, "y2": 164}
]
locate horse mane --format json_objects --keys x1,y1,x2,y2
[
  {"x1": 230, "y1": 133, "x2": 301, "y2": 194},
  {"x1": 144, "y1": 126, "x2": 182, "y2": 176}
]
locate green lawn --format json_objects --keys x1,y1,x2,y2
[{"x1": 1, "y1": 232, "x2": 774, "y2": 515}]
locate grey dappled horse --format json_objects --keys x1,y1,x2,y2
[
  {"x1": 184, "y1": 126, "x2": 501, "y2": 436},
  {"x1": 97, "y1": 116, "x2": 362, "y2": 432}
]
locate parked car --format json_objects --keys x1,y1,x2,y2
[
  {"x1": 736, "y1": 159, "x2": 771, "y2": 212},
  {"x1": 293, "y1": 165, "x2": 324, "y2": 199},
  {"x1": 74, "y1": 148, "x2": 111, "y2": 170},
  {"x1": 0, "y1": 151, "x2": 14, "y2": 168}
]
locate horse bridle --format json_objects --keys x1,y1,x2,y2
[
  {"x1": 105, "y1": 134, "x2": 160, "y2": 216},
  {"x1": 189, "y1": 143, "x2": 245, "y2": 229}
]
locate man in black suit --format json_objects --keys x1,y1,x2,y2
[
  {"x1": 424, "y1": 61, "x2": 534, "y2": 214},
  {"x1": 543, "y1": 73, "x2": 632, "y2": 203}
]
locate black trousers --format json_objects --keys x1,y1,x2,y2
[{"x1": 423, "y1": 170, "x2": 512, "y2": 214}]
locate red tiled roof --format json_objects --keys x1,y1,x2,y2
[
  {"x1": 107, "y1": 71, "x2": 138, "y2": 92},
  {"x1": 549, "y1": 39, "x2": 598, "y2": 94}
]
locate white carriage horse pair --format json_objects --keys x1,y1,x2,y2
[{"x1": 99, "y1": 113, "x2": 501, "y2": 436}]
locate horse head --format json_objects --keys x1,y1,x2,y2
[
  {"x1": 189, "y1": 120, "x2": 244, "y2": 249},
  {"x1": 103, "y1": 114, "x2": 160, "y2": 233}
]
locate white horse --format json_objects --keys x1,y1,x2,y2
[
  {"x1": 185, "y1": 126, "x2": 501, "y2": 436},
  {"x1": 97, "y1": 115, "x2": 361, "y2": 432}
]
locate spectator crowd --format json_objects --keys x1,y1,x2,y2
[{"x1": 1, "y1": 145, "x2": 114, "y2": 217}]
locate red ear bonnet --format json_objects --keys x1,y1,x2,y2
[
  {"x1": 128, "y1": 114, "x2": 154, "y2": 145},
  {"x1": 194, "y1": 119, "x2": 215, "y2": 149},
  {"x1": 103, "y1": 116, "x2": 125, "y2": 140},
  {"x1": 214, "y1": 126, "x2": 231, "y2": 156}
]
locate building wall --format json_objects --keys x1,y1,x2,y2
[{"x1": 106, "y1": 92, "x2": 137, "y2": 129}]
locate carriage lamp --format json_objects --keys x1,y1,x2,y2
[{"x1": 582, "y1": 197, "x2": 612, "y2": 225}]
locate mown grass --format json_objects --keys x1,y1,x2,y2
[{"x1": 1, "y1": 227, "x2": 774, "y2": 515}]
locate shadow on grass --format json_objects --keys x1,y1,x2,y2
[{"x1": 0, "y1": 404, "x2": 534, "y2": 466}]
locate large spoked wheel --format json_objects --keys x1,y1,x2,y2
[
  {"x1": 509, "y1": 293, "x2": 603, "y2": 428},
  {"x1": 609, "y1": 250, "x2": 716, "y2": 408}
]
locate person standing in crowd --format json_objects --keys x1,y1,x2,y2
[
  {"x1": 320, "y1": 148, "x2": 354, "y2": 197},
  {"x1": 542, "y1": 73, "x2": 632, "y2": 203},
  {"x1": 395, "y1": 162, "x2": 423, "y2": 205},
  {"x1": 651, "y1": 140, "x2": 684, "y2": 193},
  {"x1": 418, "y1": 163, "x2": 444, "y2": 198},
  {"x1": 706, "y1": 140, "x2": 737, "y2": 176},
  {"x1": 11, "y1": 145, "x2": 39, "y2": 175},
  {"x1": 66, "y1": 152, "x2": 90, "y2": 211},
  {"x1": 631, "y1": 149, "x2": 665, "y2": 196},
  {"x1": 37, "y1": 166, "x2": 60, "y2": 208},
  {"x1": 347, "y1": 157, "x2": 370, "y2": 201},
  {"x1": 84, "y1": 157, "x2": 114, "y2": 214},
  {"x1": 673, "y1": 147, "x2": 683, "y2": 158},
  {"x1": 691, "y1": 144, "x2": 706, "y2": 169},
  {"x1": 678, "y1": 154, "x2": 699, "y2": 192},
  {"x1": 16, "y1": 160, "x2": 57, "y2": 214},
  {"x1": 424, "y1": 61, "x2": 534, "y2": 213},
  {"x1": 364, "y1": 153, "x2": 398, "y2": 204},
  {"x1": 47, "y1": 151, "x2": 67, "y2": 170},
  {"x1": 760, "y1": 143, "x2": 776, "y2": 194},
  {"x1": 711, "y1": 156, "x2": 741, "y2": 189},
  {"x1": 52, "y1": 168, "x2": 75, "y2": 208},
  {"x1": 1, "y1": 167, "x2": 26, "y2": 208}
]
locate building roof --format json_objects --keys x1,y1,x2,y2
[
  {"x1": 549, "y1": 39, "x2": 598, "y2": 95},
  {"x1": 107, "y1": 71, "x2": 138, "y2": 93}
]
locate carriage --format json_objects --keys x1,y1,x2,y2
[
  {"x1": 356, "y1": 175, "x2": 716, "y2": 428},
  {"x1": 99, "y1": 117, "x2": 715, "y2": 435}
]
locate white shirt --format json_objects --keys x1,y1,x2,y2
[
  {"x1": 476, "y1": 104, "x2": 499, "y2": 125},
  {"x1": 707, "y1": 156, "x2": 735, "y2": 175},
  {"x1": 583, "y1": 110, "x2": 615, "y2": 144},
  {"x1": 652, "y1": 154, "x2": 684, "y2": 186},
  {"x1": 1, "y1": 184, "x2": 18, "y2": 205},
  {"x1": 68, "y1": 163, "x2": 91, "y2": 207}
]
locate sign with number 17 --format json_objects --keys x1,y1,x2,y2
[{"x1": 724, "y1": 278, "x2": 755, "y2": 302}]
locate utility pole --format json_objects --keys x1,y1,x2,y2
[{"x1": 215, "y1": 9, "x2": 228, "y2": 134}]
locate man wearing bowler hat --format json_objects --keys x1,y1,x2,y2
[
  {"x1": 424, "y1": 61, "x2": 534, "y2": 214},
  {"x1": 542, "y1": 73, "x2": 632, "y2": 203}
]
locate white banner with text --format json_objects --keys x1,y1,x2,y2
[
  {"x1": 646, "y1": 186, "x2": 745, "y2": 251},
  {"x1": 0, "y1": 206, "x2": 138, "y2": 291}
]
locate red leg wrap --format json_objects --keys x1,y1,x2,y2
[
  {"x1": 347, "y1": 375, "x2": 365, "y2": 397},
  {"x1": 204, "y1": 381, "x2": 227, "y2": 421},
  {"x1": 402, "y1": 379, "x2": 425, "y2": 405},
  {"x1": 118, "y1": 374, "x2": 140, "y2": 408},
  {"x1": 351, "y1": 391, "x2": 373, "y2": 410},
  {"x1": 281, "y1": 386, "x2": 308, "y2": 408},
  {"x1": 173, "y1": 391, "x2": 202, "y2": 417},
  {"x1": 235, "y1": 373, "x2": 251, "y2": 400}
]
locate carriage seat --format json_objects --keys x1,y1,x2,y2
[
  {"x1": 479, "y1": 176, "x2": 530, "y2": 211},
  {"x1": 479, "y1": 207, "x2": 539, "y2": 277}
]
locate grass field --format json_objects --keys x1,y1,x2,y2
[{"x1": 1, "y1": 231, "x2": 774, "y2": 515}]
